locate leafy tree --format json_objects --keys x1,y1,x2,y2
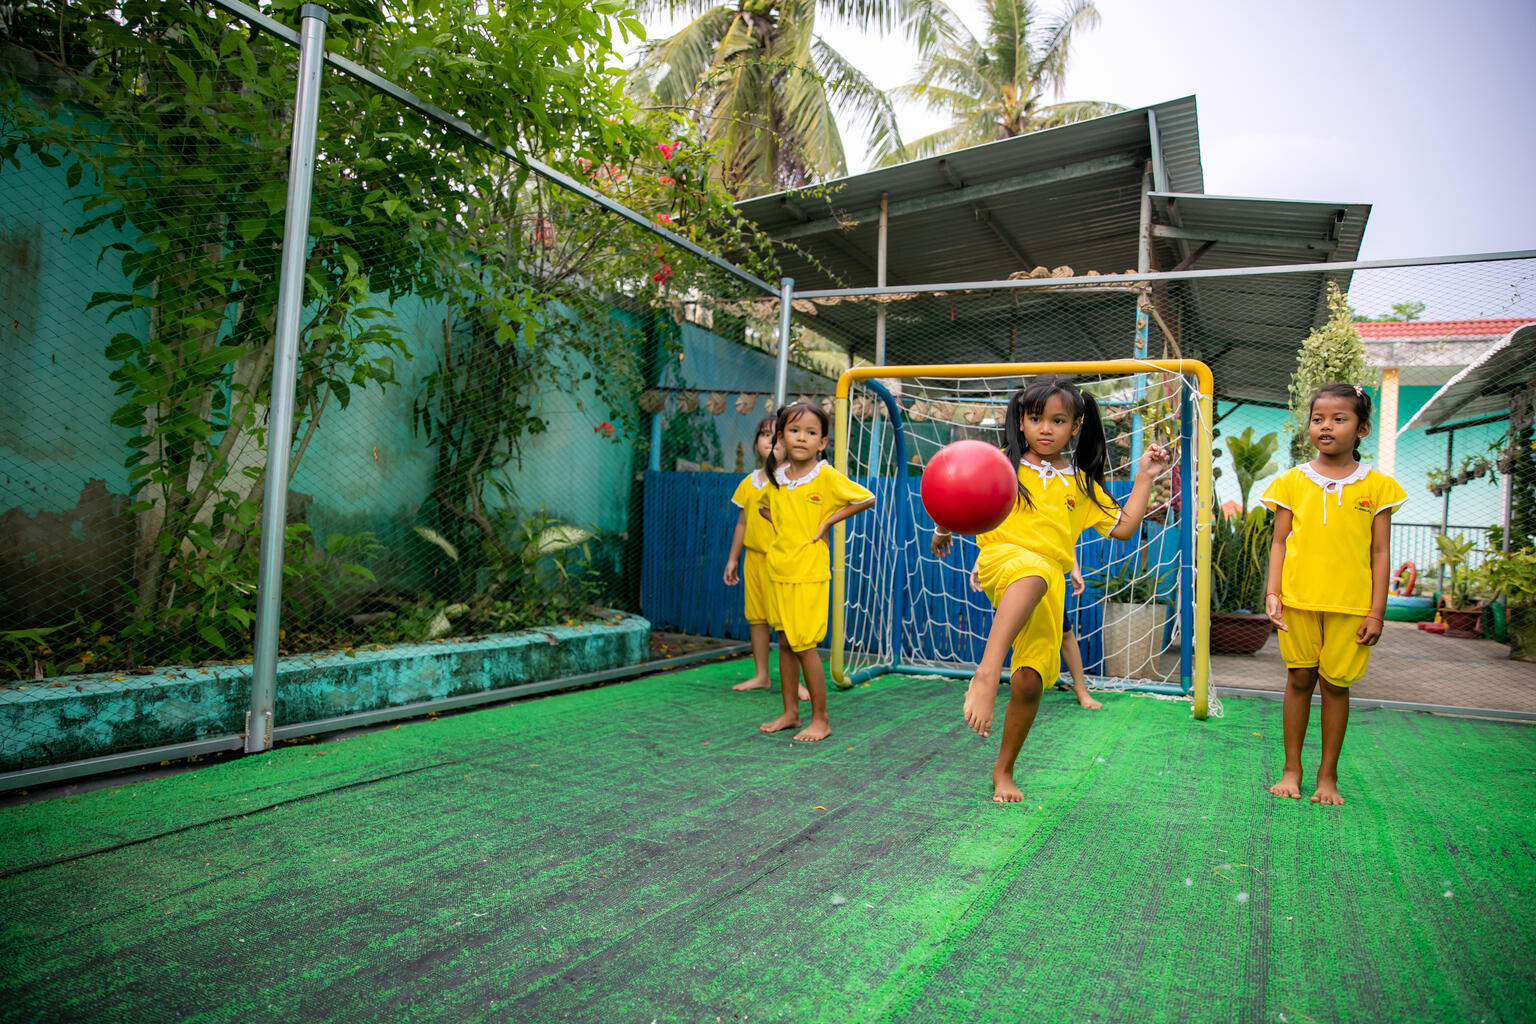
[
  {"x1": 1, "y1": 0, "x2": 758, "y2": 663},
  {"x1": 625, "y1": 0, "x2": 922, "y2": 196},
  {"x1": 874, "y1": 0, "x2": 1120, "y2": 164},
  {"x1": 1351, "y1": 299, "x2": 1426, "y2": 322},
  {"x1": 1285, "y1": 282, "x2": 1373, "y2": 465}
]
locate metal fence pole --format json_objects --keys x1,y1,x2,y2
[
  {"x1": 246, "y1": 4, "x2": 329, "y2": 754},
  {"x1": 774, "y1": 277, "x2": 794, "y2": 409}
]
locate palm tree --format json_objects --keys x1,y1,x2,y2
[
  {"x1": 627, "y1": 0, "x2": 925, "y2": 197},
  {"x1": 874, "y1": 0, "x2": 1120, "y2": 164}
]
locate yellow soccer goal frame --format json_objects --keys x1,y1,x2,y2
[{"x1": 828, "y1": 360, "x2": 1215, "y2": 720}]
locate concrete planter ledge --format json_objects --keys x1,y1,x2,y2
[{"x1": 0, "y1": 610, "x2": 650, "y2": 773}]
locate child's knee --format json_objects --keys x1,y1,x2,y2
[
  {"x1": 1010, "y1": 671, "x2": 1043, "y2": 702},
  {"x1": 1286, "y1": 667, "x2": 1318, "y2": 691},
  {"x1": 1319, "y1": 678, "x2": 1350, "y2": 699}
]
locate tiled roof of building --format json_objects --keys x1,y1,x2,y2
[{"x1": 1356, "y1": 318, "x2": 1534, "y2": 339}]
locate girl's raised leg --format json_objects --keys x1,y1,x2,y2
[
  {"x1": 992, "y1": 668, "x2": 1043, "y2": 802},
  {"x1": 733, "y1": 622, "x2": 775, "y2": 691},
  {"x1": 965, "y1": 575, "x2": 1048, "y2": 737},
  {"x1": 1312, "y1": 678, "x2": 1350, "y2": 805},
  {"x1": 793, "y1": 649, "x2": 830, "y2": 742},
  {"x1": 1269, "y1": 666, "x2": 1318, "y2": 798}
]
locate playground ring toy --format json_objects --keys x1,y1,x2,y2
[{"x1": 1393, "y1": 560, "x2": 1418, "y2": 597}]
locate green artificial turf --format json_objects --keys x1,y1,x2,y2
[{"x1": 2, "y1": 659, "x2": 1533, "y2": 1023}]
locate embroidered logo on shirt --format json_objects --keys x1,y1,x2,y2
[
  {"x1": 1065, "y1": 496, "x2": 1077, "y2": 511},
  {"x1": 807, "y1": 493, "x2": 822, "y2": 504},
  {"x1": 1354, "y1": 497, "x2": 1375, "y2": 512}
]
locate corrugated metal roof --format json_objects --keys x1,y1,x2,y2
[
  {"x1": 1399, "y1": 323, "x2": 1536, "y2": 432},
  {"x1": 731, "y1": 95, "x2": 1376, "y2": 402},
  {"x1": 737, "y1": 96, "x2": 1203, "y2": 291}
]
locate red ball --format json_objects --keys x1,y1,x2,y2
[{"x1": 920, "y1": 440, "x2": 1018, "y2": 535}]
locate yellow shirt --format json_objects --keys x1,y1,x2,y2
[
  {"x1": 754, "y1": 462, "x2": 875, "y2": 584},
  {"x1": 977, "y1": 461, "x2": 1121, "y2": 573},
  {"x1": 730, "y1": 470, "x2": 773, "y2": 553},
  {"x1": 1260, "y1": 464, "x2": 1407, "y2": 615}
]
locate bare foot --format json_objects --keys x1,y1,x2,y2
[
  {"x1": 992, "y1": 767, "x2": 1024, "y2": 803},
  {"x1": 793, "y1": 719, "x2": 831, "y2": 742},
  {"x1": 732, "y1": 677, "x2": 771, "y2": 691},
  {"x1": 1310, "y1": 777, "x2": 1345, "y2": 805},
  {"x1": 798, "y1": 684, "x2": 810, "y2": 702},
  {"x1": 760, "y1": 711, "x2": 800, "y2": 733},
  {"x1": 1073, "y1": 683, "x2": 1102, "y2": 710},
  {"x1": 963, "y1": 668, "x2": 1001, "y2": 737},
  {"x1": 1268, "y1": 770, "x2": 1303, "y2": 799}
]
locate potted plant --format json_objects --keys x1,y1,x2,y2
[
  {"x1": 1425, "y1": 468, "x2": 1448, "y2": 496},
  {"x1": 1461, "y1": 453, "x2": 1492, "y2": 481},
  {"x1": 1210, "y1": 507, "x2": 1275, "y2": 654},
  {"x1": 1435, "y1": 533, "x2": 1486, "y2": 638},
  {"x1": 1479, "y1": 547, "x2": 1536, "y2": 661},
  {"x1": 1099, "y1": 556, "x2": 1174, "y2": 679}
]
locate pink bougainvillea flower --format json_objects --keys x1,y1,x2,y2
[
  {"x1": 658, "y1": 175, "x2": 675, "y2": 185},
  {"x1": 593, "y1": 420, "x2": 616, "y2": 438},
  {"x1": 653, "y1": 263, "x2": 674, "y2": 285},
  {"x1": 575, "y1": 156, "x2": 592, "y2": 170},
  {"x1": 655, "y1": 212, "x2": 674, "y2": 225},
  {"x1": 657, "y1": 141, "x2": 681, "y2": 161}
]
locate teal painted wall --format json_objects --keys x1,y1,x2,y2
[
  {"x1": 1, "y1": 143, "x2": 145, "y2": 514},
  {"x1": 1212, "y1": 389, "x2": 1505, "y2": 530}
]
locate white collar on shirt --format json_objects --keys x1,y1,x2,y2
[
  {"x1": 1020, "y1": 457, "x2": 1072, "y2": 485},
  {"x1": 1298, "y1": 461, "x2": 1369, "y2": 491},
  {"x1": 750, "y1": 468, "x2": 770, "y2": 489},
  {"x1": 773, "y1": 460, "x2": 826, "y2": 490},
  {"x1": 1298, "y1": 461, "x2": 1369, "y2": 524}
]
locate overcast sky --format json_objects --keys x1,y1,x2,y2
[{"x1": 631, "y1": 0, "x2": 1534, "y2": 264}]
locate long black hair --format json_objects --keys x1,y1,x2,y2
[
  {"x1": 1004, "y1": 374, "x2": 1112, "y2": 511},
  {"x1": 764, "y1": 401, "x2": 830, "y2": 486},
  {"x1": 1309, "y1": 383, "x2": 1373, "y2": 462},
  {"x1": 752, "y1": 413, "x2": 776, "y2": 467}
]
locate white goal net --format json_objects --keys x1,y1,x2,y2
[{"x1": 831, "y1": 362, "x2": 1217, "y2": 716}]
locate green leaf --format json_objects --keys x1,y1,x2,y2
[{"x1": 198, "y1": 625, "x2": 230, "y2": 651}]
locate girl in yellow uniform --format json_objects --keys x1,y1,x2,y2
[
  {"x1": 1261, "y1": 383, "x2": 1405, "y2": 806},
  {"x1": 933, "y1": 375, "x2": 1170, "y2": 803},
  {"x1": 722, "y1": 416, "x2": 807, "y2": 701},
  {"x1": 754, "y1": 401, "x2": 875, "y2": 742}
]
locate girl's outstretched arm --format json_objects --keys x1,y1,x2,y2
[
  {"x1": 1357, "y1": 509, "x2": 1393, "y2": 645},
  {"x1": 1265, "y1": 507, "x2": 1292, "y2": 631},
  {"x1": 812, "y1": 498, "x2": 876, "y2": 544},
  {"x1": 723, "y1": 510, "x2": 747, "y2": 586},
  {"x1": 1108, "y1": 443, "x2": 1173, "y2": 540}
]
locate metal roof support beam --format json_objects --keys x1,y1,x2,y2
[
  {"x1": 875, "y1": 192, "x2": 888, "y2": 365},
  {"x1": 1170, "y1": 239, "x2": 1215, "y2": 273},
  {"x1": 936, "y1": 158, "x2": 1038, "y2": 270},
  {"x1": 1151, "y1": 224, "x2": 1339, "y2": 253},
  {"x1": 771, "y1": 153, "x2": 1141, "y2": 241},
  {"x1": 1148, "y1": 110, "x2": 1170, "y2": 194}
]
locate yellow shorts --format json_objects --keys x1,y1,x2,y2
[
  {"x1": 1277, "y1": 607, "x2": 1372, "y2": 686},
  {"x1": 742, "y1": 549, "x2": 773, "y2": 625},
  {"x1": 974, "y1": 544, "x2": 1063, "y2": 687},
  {"x1": 770, "y1": 580, "x2": 829, "y2": 653}
]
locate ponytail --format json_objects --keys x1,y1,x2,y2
[
  {"x1": 1073, "y1": 392, "x2": 1113, "y2": 512},
  {"x1": 1003, "y1": 388, "x2": 1034, "y2": 510}
]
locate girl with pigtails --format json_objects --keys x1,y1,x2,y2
[{"x1": 932, "y1": 375, "x2": 1170, "y2": 803}]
